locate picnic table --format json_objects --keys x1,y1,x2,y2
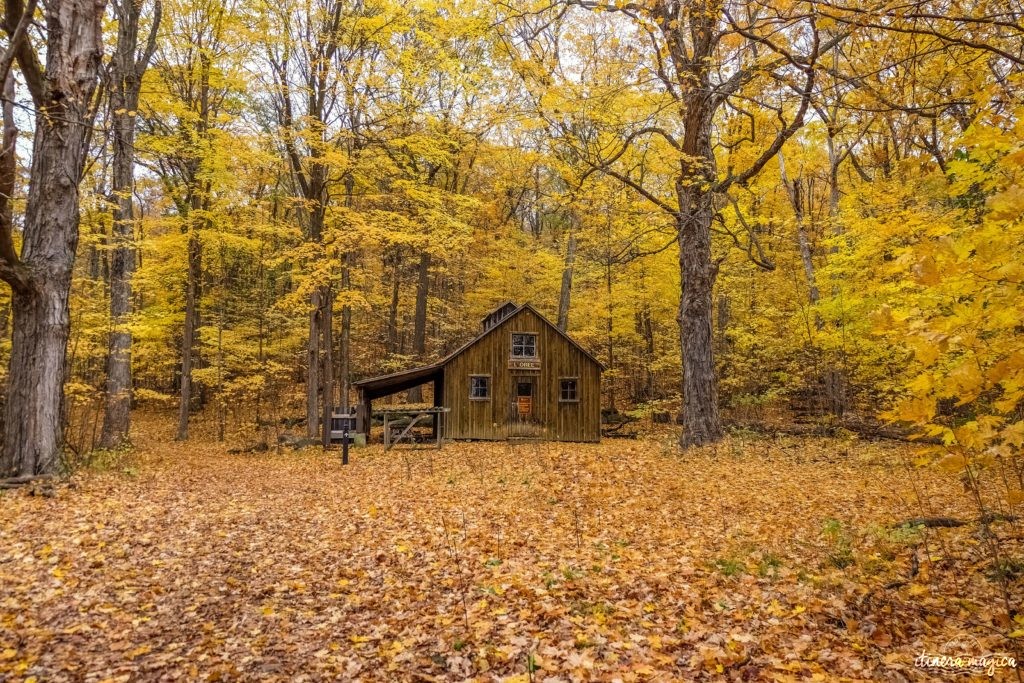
[{"x1": 379, "y1": 406, "x2": 450, "y2": 451}]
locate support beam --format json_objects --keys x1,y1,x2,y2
[{"x1": 356, "y1": 389, "x2": 370, "y2": 436}]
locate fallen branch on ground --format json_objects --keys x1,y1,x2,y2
[
  {"x1": 0, "y1": 474, "x2": 54, "y2": 489},
  {"x1": 893, "y1": 514, "x2": 1020, "y2": 529},
  {"x1": 0, "y1": 475, "x2": 54, "y2": 491},
  {"x1": 895, "y1": 517, "x2": 968, "y2": 528}
]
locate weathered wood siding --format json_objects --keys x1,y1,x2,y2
[{"x1": 442, "y1": 307, "x2": 601, "y2": 442}]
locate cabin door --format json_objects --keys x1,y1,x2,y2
[{"x1": 508, "y1": 375, "x2": 541, "y2": 438}]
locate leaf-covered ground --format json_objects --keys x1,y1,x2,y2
[{"x1": 1, "y1": 423, "x2": 1013, "y2": 681}]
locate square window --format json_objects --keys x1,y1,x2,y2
[
  {"x1": 512, "y1": 333, "x2": 537, "y2": 357},
  {"x1": 470, "y1": 375, "x2": 490, "y2": 399},
  {"x1": 559, "y1": 378, "x2": 578, "y2": 402}
]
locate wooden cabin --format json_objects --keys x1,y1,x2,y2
[{"x1": 354, "y1": 302, "x2": 603, "y2": 442}]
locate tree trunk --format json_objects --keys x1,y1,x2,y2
[
  {"x1": 557, "y1": 227, "x2": 576, "y2": 332},
  {"x1": 676, "y1": 179, "x2": 723, "y2": 447},
  {"x1": 716, "y1": 295, "x2": 730, "y2": 348},
  {"x1": 306, "y1": 289, "x2": 320, "y2": 437},
  {"x1": 673, "y1": 88, "x2": 724, "y2": 447},
  {"x1": 797, "y1": 225, "x2": 821, "y2": 305},
  {"x1": 386, "y1": 249, "x2": 401, "y2": 354},
  {"x1": 407, "y1": 251, "x2": 429, "y2": 403},
  {"x1": 605, "y1": 256, "x2": 615, "y2": 412},
  {"x1": 640, "y1": 302, "x2": 655, "y2": 400},
  {"x1": 0, "y1": 74, "x2": 16, "y2": 345},
  {"x1": 100, "y1": 0, "x2": 158, "y2": 447},
  {"x1": 99, "y1": 174, "x2": 135, "y2": 447},
  {"x1": 824, "y1": 122, "x2": 848, "y2": 416},
  {"x1": 4, "y1": 283, "x2": 72, "y2": 476},
  {"x1": 176, "y1": 232, "x2": 201, "y2": 440},
  {"x1": 826, "y1": 132, "x2": 841, "y2": 223},
  {"x1": 320, "y1": 284, "x2": 333, "y2": 448},
  {"x1": 339, "y1": 257, "x2": 351, "y2": 412},
  {"x1": 778, "y1": 153, "x2": 820, "y2": 307},
  {"x1": 0, "y1": 0, "x2": 106, "y2": 476},
  {"x1": 676, "y1": 213, "x2": 722, "y2": 446}
]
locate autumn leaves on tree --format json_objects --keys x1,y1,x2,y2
[{"x1": 0, "y1": 0, "x2": 1021, "y2": 474}]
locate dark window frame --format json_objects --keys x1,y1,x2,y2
[
  {"x1": 469, "y1": 374, "x2": 491, "y2": 400},
  {"x1": 511, "y1": 332, "x2": 538, "y2": 358},
  {"x1": 559, "y1": 377, "x2": 579, "y2": 403}
]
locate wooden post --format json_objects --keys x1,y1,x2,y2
[
  {"x1": 383, "y1": 412, "x2": 389, "y2": 450},
  {"x1": 356, "y1": 389, "x2": 370, "y2": 435}
]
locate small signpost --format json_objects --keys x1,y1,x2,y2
[{"x1": 330, "y1": 411, "x2": 357, "y2": 465}]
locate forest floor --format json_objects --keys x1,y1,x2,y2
[{"x1": 0, "y1": 416, "x2": 1017, "y2": 681}]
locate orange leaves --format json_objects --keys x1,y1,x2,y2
[
  {"x1": 874, "y1": 111, "x2": 1024, "y2": 493},
  {"x1": 935, "y1": 452, "x2": 967, "y2": 473},
  {"x1": 0, "y1": 431, "x2": 997, "y2": 680},
  {"x1": 890, "y1": 396, "x2": 936, "y2": 425}
]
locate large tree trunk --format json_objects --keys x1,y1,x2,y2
[
  {"x1": 100, "y1": 0, "x2": 159, "y2": 448},
  {"x1": 407, "y1": 251, "x2": 429, "y2": 403},
  {"x1": 557, "y1": 227, "x2": 576, "y2": 331},
  {"x1": 676, "y1": 193, "x2": 723, "y2": 447},
  {"x1": 0, "y1": 74, "x2": 17, "y2": 340},
  {"x1": 4, "y1": 281, "x2": 72, "y2": 476},
  {"x1": 673, "y1": 89, "x2": 724, "y2": 447},
  {"x1": 176, "y1": 232, "x2": 201, "y2": 440},
  {"x1": 0, "y1": 0, "x2": 106, "y2": 476},
  {"x1": 674, "y1": 97, "x2": 723, "y2": 446}
]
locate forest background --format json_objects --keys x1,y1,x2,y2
[{"x1": 0, "y1": 0, "x2": 1020, "y2": 468}]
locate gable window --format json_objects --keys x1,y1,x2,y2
[
  {"x1": 511, "y1": 333, "x2": 537, "y2": 358},
  {"x1": 469, "y1": 375, "x2": 490, "y2": 400},
  {"x1": 559, "y1": 378, "x2": 579, "y2": 402}
]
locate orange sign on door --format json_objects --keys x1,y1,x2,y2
[{"x1": 517, "y1": 396, "x2": 532, "y2": 416}]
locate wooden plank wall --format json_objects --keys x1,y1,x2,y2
[{"x1": 442, "y1": 308, "x2": 601, "y2": 442}]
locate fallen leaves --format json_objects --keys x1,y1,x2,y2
[{"x1": 0, "y1": 424, "x2": 1005, "y2": 680}]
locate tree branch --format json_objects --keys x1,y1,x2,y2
[
  {"x1": 135, "y1": 0, "x2": 162, "y2": 79},
  {"x1": 2, "y1": 0, "x2": 44, "y2": 107},
  {"x1": 723, "y1": 195, "x2": 775, "y2": 271},
  {"x1": 715, "y1": 21, "x2": 820, "y2": 192},
  {"x1": 0, "y1": 0, "x2": 35, "y2": 86}
]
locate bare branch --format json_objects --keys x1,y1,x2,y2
[
  {"x1": 0, "y1": 0, "x2": 35, "y2": 86},
  {"x1": 2, "y1": 0, "x2": 44, "y2": 107}
]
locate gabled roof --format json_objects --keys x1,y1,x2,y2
[
  {"x1": 435, "y1": 302, "x2": 605, "y2": 370},
  {"x1": 481, "y1": 300, "x2": 517, "y2": 324},
  {"x1": 354, "y1": 302, "x2": 604, "y2": 397}
]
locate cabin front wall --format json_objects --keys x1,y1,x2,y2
[{"x1": 442, "y1": 308, "x2": 601, "y2": 442}]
